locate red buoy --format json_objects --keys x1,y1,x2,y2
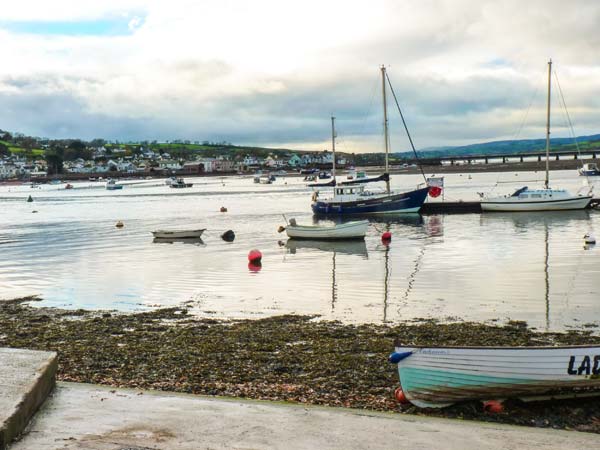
[
  {"x1": 248, "y1": 261, "x2": 262, "y2": 272},
  {"x1": 248, "y1": 249, "x2": 262, "y2": 263},
  {"x1": 394, "y1": 387, "x2": 409, "y2": 404},
  {"x1": 428, "y1": 186, "x2": 442, "y2": 198},
  {"x1": 483, "y1": 400, "x2": 504, "y2": 413},
  {"x1": 382, "y1": 231, "x2": 392, "y2": 242}
]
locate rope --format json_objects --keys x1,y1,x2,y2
[
  {"x1": 384, "y1": 71, "x2": 428, "y2": 183},
  {"x1": 554, "y1": 70, "x2": 585, "y2": 174}
]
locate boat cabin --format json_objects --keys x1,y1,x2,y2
[{"x1": 510, "y1": 186, "x2": 569, "y2": 199}]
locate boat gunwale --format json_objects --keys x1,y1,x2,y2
[{"x1": 395, "y1": 344, "x2": 600, "y2": 350}]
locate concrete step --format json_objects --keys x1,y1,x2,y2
[{"x1": 0, "y1": 348, "x2": 57, "y2": 450}]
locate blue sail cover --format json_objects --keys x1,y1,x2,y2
[{"x1": 339, "y1": 173, "x2": 390, "y2": 186}]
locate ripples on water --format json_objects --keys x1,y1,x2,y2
[{"x1": 0, "y1": 171, "x2": 599, "y2": 330}]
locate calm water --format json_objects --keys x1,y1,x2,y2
[{"x1": 1, "y1": 170, "x2": 599, "y2": 330}]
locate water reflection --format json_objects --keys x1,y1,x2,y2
[{"x1": 152, "y1": 237, "x2": 206, "y2": 246}]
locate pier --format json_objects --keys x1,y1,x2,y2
[{"x1": 421, "y1": 198, "x2": 600, "y2": 214}]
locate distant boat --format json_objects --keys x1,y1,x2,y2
[
  {"x1": 282, "y1": 218, "x2": 369, "y2": 240},
  {"x1": 106, "y1": 179, "x2": 123, "y2": 190},
  {"x1": 165, "y1": 176, "x2": 178, "y2": 186},
  {"x1": 64, "y1": 183, "x2": 74, "y2": 190},
  {"x1": 579, "y1": 163, "x2": 600, "y2": 176},
  {"x1": 481, "y1": 60, "x2": 593, "y2": 212},
  {"x1": 312, "y1": 67, "x2": 430, "y2": 215},
  {"x1": 318, "y1": 171, "x2": 332, "y2": 180},
  {"x1": 169, "y1": 178, "x2": 193, "y2": 188},
  {"x1": 151, "y1": 229, "x2": 205, "y2": 239},
  {"x1": 389, "y1": 344, "x2": 600, "y2": 408}
]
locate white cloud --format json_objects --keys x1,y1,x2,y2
[{"x1": 1, "y1": 0, "x2": 600, "y2": 151}]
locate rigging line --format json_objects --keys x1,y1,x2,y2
[
  {"x1": 340, "y1": 75, "x2": 380, "y2": 156},
  {"x1": 553, "y1": 70, "x2": 582, "y2": 158},
  {"x1": 512, "y1": 83, "x2": 540, "y2": 141},
  {"x1": 384, "y1": 71, "x2": 428, "y2": 183}
]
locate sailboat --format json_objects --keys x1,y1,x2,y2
[
  {"x1": 481, "y1": 60, "x2": 593, "y2": 212},
  {"x1": 311, "y1": 66, "x2": 430, "y2": 215}
]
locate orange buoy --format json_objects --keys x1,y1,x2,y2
[
  {"x1": 382, "y1": 231, "x2": 392, "y2": 242},
  {"x1": 248, "y1": 249, "x2": 262, "y2": 263},
  {"x1": 483, "y1": 400, "x2": 504, "y2": 413},
  {"x1": 394, "y1": 387, "x2": 409, "y2": 404}
]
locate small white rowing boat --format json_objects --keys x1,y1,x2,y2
[
  {"x1": 283, "y1": 218, "x2": 368, "y2": 240},
  {"x1": 151, "y1": 229, "x2": 206, "y2": 239},
  {"x1": 389, "y1": 344, "x2": 600, "y2": 408}
]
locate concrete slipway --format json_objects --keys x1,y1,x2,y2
[{"x1": 11, "y1": 382, "x2": 600, "y2": 450}]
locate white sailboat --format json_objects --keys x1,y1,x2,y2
[{"x1": 481, "y1": 60, "x2": 593, "y2": 212}]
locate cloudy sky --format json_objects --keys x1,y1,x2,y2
[{"x1": 1, "y1": 0, "x2": 600, "y2": 153}]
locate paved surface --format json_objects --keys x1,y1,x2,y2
[
  {"x1": 0, "y1": 348, "x2": 57, "y2": 450},
  {"x1": 12, "y1": 382, "x2": 600, "y2": 449}
]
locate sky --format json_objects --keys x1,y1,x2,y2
[{"x1": 1, "y1": 0, "x2": 600, "y2": 153}]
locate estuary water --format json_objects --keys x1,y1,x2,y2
[{"x1": 1, "y1": 170, "x2": 599, "y2": 330}]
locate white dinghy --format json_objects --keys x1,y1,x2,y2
[{"x1": 281, "y1": 218, "x2": 368, "y2": 240}]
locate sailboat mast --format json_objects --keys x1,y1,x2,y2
[
  {"x1": 381, "y1": 65, "x2": 390, "y2": 194},
  {"x1": 545, "y1": 59, "x2": 552, "y2": 189},
  {"x1": 331, "y1": 116, "x2": 336, "y2": 180}
]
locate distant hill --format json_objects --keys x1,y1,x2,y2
[{"x1": 394, "y1": 134, "x2": 600, "y2": 160}]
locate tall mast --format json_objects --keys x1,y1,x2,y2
[
  {"x1": 331, "y1": 116, "x2": 336, "y2": 180},
  {"x1": 545, "y1": 59, "x2": 552, "y2": 189},
  {"x1": 381, "y1": 65, "x2": 390, "y2": 194}
]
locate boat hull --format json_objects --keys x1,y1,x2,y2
[
  {"x1": 311, "y1": 187, "x2": 429, "y2": 215},
  {"x1": 285, "y1": 220, "x2": 369, "y2": 240},
  {"x1": 106, "y1": 185, "x2": 123, "y2": 190},
  {"x1": 481, "y1": 196, "x2": 592, "y2": 212},
  {"x1": 151, "y1": 229, "x2": 205, "y2": 239},
  {"x1": 392, "y1": 345, "x2": 600, "y2": 408}
]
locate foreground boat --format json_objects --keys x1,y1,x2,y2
[
  {"x1": 482, "y1": 60, "x2": 593, "y2": 212},
  {"x1": 151, "y1": 229, "x2": 205, "y2": 239},
  {"x1": 389, "y1": 344, "x2": 600, "y2": 408},
  {"x1": 283, "y1": 219, "x2": 369, "y2": 240}
]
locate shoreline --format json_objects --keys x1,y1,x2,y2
[{"x1": 2, "y1": 297, "x2": 600, "y2": 433}]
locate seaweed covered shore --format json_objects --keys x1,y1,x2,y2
[{"x1": 1, "y1": 297, "x2": 600, "y2": 433}]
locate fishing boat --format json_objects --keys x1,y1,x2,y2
[
  {"x1": 311, "y1": 66, "x2": 430, "y2": 215},
  {"x1": 281, "y1": 218, "x2": 368, "y2": 240},
  {"x1": 106, "y1": 179, "x2": 123, "y2": 190},
  {"x1": 151, "y1": 229, "x2": 205, "y2": 239},
  {"x1": 579, "y1": 163, "x2": 600, "y2": 176},
  {"x1": 169, "y1": 178, "x2": 193, "y2": 188},
  {"x1": 481, "y1": 60, "x2": 593, "y2": 212},
  {"x1": 389, "y1": 344, "x2": 600, "y2": 408}
]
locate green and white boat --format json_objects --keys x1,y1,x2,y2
[{"x1": 389, "y1": 345, "x2": 600, "y2": 408}]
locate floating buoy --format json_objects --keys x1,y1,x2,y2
[
  {"x1": 277, "y1": 225, "x2": 286, "y2": 233},
  {"x1": 221, "y1": 230, "x2": 235, "y2": 242},
  {"x1": 32, "y1": 210, "x2": 38, "y2": 213},
  {"x1": 483, "y1": 400, "x2": 504, "y2": 413},
  {"x1": 248, "y1": 261, "x2": 262, "y2": 272},
  {"x1": 27, "y1": 195, "x2": 33, "y2": 203},
  {"x1": 394, "y1": 387, "x2": 410, "y2": 404},
  {"x1": 248, "y1": 249, "x2": 262, "y2": 263},
  {"x1": 115, "y1": 221, "x2": 124, "y2": 228},
  {"x1": 584, "y1": 234, "x2": 596, "y2": 245},
  {"x1": 381, "y1": 231, "x2": 392, "y2": 243},
  {"x1": 220, "y1": 206, "x2": 228, "y2": 212}
]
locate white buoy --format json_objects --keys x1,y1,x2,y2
[{"x1": 584, "y1": 233, "x2": 596, "y2": 245}]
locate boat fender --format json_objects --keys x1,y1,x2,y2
[
  {"x1": 221, "y1": 230, "x2": 235, "y2": 242},
  {"x1": 388, "y1": 351, "x2": 412, "y2": 363},
  {"x1": 482, "y1": 400, "x2": 504, "y2": 413},
  {"x1": 248, "y1": 249, "x2": 262, "y2": 263},
  {"x1": 394, "y1": 387, "x2": 410, "y2": 404}
]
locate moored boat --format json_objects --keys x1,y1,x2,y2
[
  {"x1": 151, "y1": 229, "x2": 205, "y2": 239},
  {"x1": 282, "y1": 218, "x2": 369, "y2": 240},
  {"x1": 389, "y1": 344, "x2": 600, "y2": 408},
  {"x1": 170, "y1": 178, "x2": 193, "y2": 188},
  {"x1": 106, "y1": 179, "x2": 123, "y2": 190},
  {"x1": 579, "y1": 163, "x2": 600, "y2": 176}
]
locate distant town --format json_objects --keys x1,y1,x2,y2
[{"x1": 0, "y1": 129, "x2": 404, "y2": 181}]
